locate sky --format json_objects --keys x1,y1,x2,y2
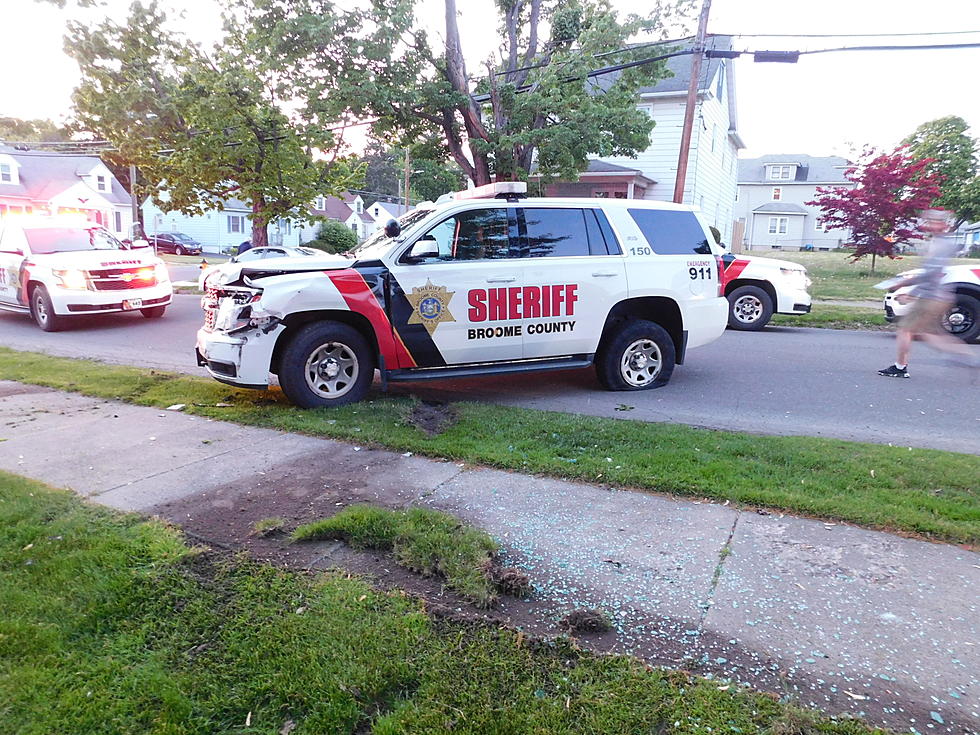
[{"x1": 3, "y1": 0, "x2": 980, "y2": 161}]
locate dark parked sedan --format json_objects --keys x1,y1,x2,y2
[{"x1": 149, "y1": 232, "x2": 203, "y2": 256}]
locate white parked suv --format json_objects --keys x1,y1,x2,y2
[
  {"x1": 196, "y1": 184, "x2": 729, "y2": 407},
  {"x1": 883, "y1": 263, "x2": 980, "y2": 343},
  {"x1": 717, "y1": 247, "x2": 812, "y2": 330},
  {"x1": 0, "y1": 217, "x2": 172, "y2": 331}
]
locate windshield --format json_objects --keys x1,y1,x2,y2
[
  {"x1": 172, "y1": 233, "x2": 197, "y2": 243},
  {"x1": 350, "y1": 208, "x2": 434, "y2": 260},
  {"x1": 25, "y1": 226, "x2": 124, "y2": 254}
]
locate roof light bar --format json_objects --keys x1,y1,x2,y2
[{"x1": 452, "y1": 181, "x2": 528, "y2": 201}]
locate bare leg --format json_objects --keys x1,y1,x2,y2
[
  {"x1": 896, "y1": 328, "x2": 913, "y2": 366},
  {"x1": 921, "y1": 330, "x2": 972, "y2": 356}
]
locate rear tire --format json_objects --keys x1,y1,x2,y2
[
  {"x1": 141, "y1": 306, "x2": 166, "y2": 319},
  {"x1": 595, "y1": 319, "x2": 675, "y2": 391},
  {"x1": 942, "y1": 294, "x2": 980, "y2": 343},
  {"x1": 727, "y1": 285, "x2": 774, "y2": 331},
  {"x1": 278, "y1": 322, "x2": 374, "y2": 408},
  {"x1": 29, "y1": 285, "x2": 67, "y2": 332}
]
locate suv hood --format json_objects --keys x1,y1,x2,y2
[
  {"x1": 207, "y1": 253, "x2": 353, "y2": 285},
  {"x1": 31, "y1": 249, "x2": 162, "y2": 270},
  {"x1": 733, "y1": 252, "x2": 806, "y2": 271}
]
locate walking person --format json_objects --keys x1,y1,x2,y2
[{"x1": 879, "y1": 209, "x2": 978, "y2": 378}]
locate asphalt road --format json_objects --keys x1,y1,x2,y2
[{"x1": 1, "y1": 293, "x2": 977, "y2": 454}]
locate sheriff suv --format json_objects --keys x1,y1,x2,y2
[
  {"x1": 883, "y1": 263, "x2": 980, "y2": 343},
  {"x1": 196, "y1": 183, "x2": 728, "y2": 407},
  {"x1": 717, "y1": 246, "x2": 812, "y2": 330},
  {"x1": 0, "y1": 217, "x2": 172, "y2": 331}
]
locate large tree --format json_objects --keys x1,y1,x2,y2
[
  {"x1": 903, "y1": 115, "x2": 980, "y2": 228},
  {"x1": 0, "y1": 117, "x2": 74, "y2": 144},
  {"x1": 243, "y1": 0, "x2": 689, "y2": 186},
  {"x1": 808, "y1": 147, "x2": 942, "y2": 273},
  {"x1": 65, "y1": 1, "x2": 361, "y2": 246}
]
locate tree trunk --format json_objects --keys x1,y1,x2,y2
[
  {"x1": 871, "y1": 251, "x2": 876, "y2": 274},
  {"x1": 251, "y1": 196, "x2": 269, "y2": 247},
  {"x1": 445, "y1": 0, "x2": 491, "y2": 186}
]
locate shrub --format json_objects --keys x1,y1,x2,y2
[{"x1": 306, "y1": 219, "x2": 359, "y2": 254}]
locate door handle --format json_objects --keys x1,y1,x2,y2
[
  {"x1": 591, "y1": 271, "x2": 619, "y2": 277},
  {"x1": 485, "y1": 276, "x2": 517, "y2": 283}
]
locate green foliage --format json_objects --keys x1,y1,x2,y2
[
  {"x1": 903, "y1": 116, "x2": 980, "y2": 227},
  {"x1": 0, "y1": 116, "x2": 73, "y2": 143},
  {"x1": 306, "y1": 219, "x2": 359, "y2": 254},
  {"x1": 240, "y1": 0, "x2": 689, "y2": 185},
  {"x1": 65, "y1": 1, "x2": 362, "y2": 246},
  {"x1": 1, "y1": 347, "x2": 978, "y2": 545},
  {"x1": 293, "y1": 505, "x2": 499, "y2": 606},
  {"x1": 1, "y1": 475, "x2": 883, "y2": 734}
]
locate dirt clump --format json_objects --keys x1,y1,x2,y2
[
  {"x1": 407, "y1": 400, "x2": 458, "y2": 436},
  {"x1": 486, "y1": 563, "x2": 532, "y2": 597},
  {"x1": 560, "y1": 608, "x2": 612, "y2": 634}
]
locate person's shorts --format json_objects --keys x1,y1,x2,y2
[{"x1": 899, "y1": 297, "x2": 951, "y2": 334}]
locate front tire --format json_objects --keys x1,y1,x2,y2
[
  {"x1": 174, "y1": 245, "x2": 185, "y2": 256},
  {"x1": 29, "y1": 285, "x2": 67, "y2": 332},
  {"x1": 595, "y1": 319, "x2": 675, "y2": 391},
  {"x1": 141, "y1": 306, "x2": 166, "y2": 319},
  {"x1": 942, "y1": 294, "x2": 980, "y2": 343},
  {"x1": 727, "y1": 285, "x2": 774, "y2": 331},
  {"x1": 278, "y1": 322, "x2": 374, "y2": 408}
]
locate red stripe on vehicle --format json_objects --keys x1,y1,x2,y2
[
  {"x1": 971, "y1": 268, "x2": 980, "y2": 281},
  {"x1": 327, "y1": 270, "x2": 417, "y2": 369},
  {"x1": 722, "y1": 259, "x2": 749, "y2": 287}
]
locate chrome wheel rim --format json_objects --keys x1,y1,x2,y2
[
  {"x1": 304, "y1": 341, "x2": 359, "y2": 399},
  {"x1": 620, "y1": 338, "x2": 662, "y2": 387},
  {"x1": 733, "y1": 294, "x2": 763, "y2": 323},
  {"x1": 943, "y1": 306, "x2": 972, "y2": 335},
  {"x1": 34, "y1": 293, "x2": 48, "y2": 326}
]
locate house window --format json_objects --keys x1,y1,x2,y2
[
  {"x1": 227, "y1": 215, "x2": 245, "y2": 233},
  {"x1": 0, "y1": 163, "x2": 12, "y2": 183},
  {"x1": 772, "y1": 187, "x2": 782, "y2": 201},
  {"x1": 96, "y1": 175, "x2": 109, "y2": 192},
  {"x1": 711, "y1": 124, "x2": 719, "y2": 153},
  {"x1": 815, "y1": 218, "x2": 827, "y2": 232},
  {"x1": 768, "y1": 217, "x2": 788, "y2": 235},
  {"x1": 315, "y1": 196, "x2": 325, "y2": 210},
  {"x1": 351, "y1": 223, "x2": 358, "y2": 234},
  {"x1": 593, "y1": 191, "x2": 610, "y2": 198},
  {"x1": 114, "y1": 211, "x2": 122, "y2": 232},
  {"x1": 279, "y1": 219, "x2": 291, "y2": 235},
  {"x1": 355, "y1": 200, "x2": 363, "y2": 214},
  {"x1": 715, "y1": 64, "x2": 724, "y2": 99},
  {"x1": 768, "y1": 165, "x2": 793, "y2": 180}
]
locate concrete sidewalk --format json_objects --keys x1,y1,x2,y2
[{"x1": 0, "y1": 380, "x2": 976, "y2": 734}]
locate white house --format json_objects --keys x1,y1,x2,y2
[
  {"x1": 735, "y1": 155, "x2": 854, "y2": 251},
  {"x1": 305, "y1": 192, "x2": 376, "y2": 242},
  {"x1": 590, "y1": 34, "x2": 743, "y2": 244},
  {"x1": 142, "y1": 194, "x2": 307, "y2": 251},
  {"x1": 0, "y1": 145, "x2": 133, "y2": 237},
  {"x1": 366, "y1": 200, "x2": 400, "y2": 229}
]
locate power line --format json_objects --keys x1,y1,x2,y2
[{"x1": 731, "y1": 29, "x2": 980, "y2": 39}]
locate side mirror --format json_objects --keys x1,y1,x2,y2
[
  {"x1": 384, "y1": 218, "x2": 401, "y2": 238},
  {"x1": 132, "y1": 239, "x2": 151, "y2": 250},
  {"x1": 408, "y1": 237, "x2": 439, "y2": 260},
  {"x1": 1, "y1": 248, "x2": 24, "y2": 257}
]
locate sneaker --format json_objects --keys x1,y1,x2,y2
[{"x1": 878, "y1": 364, "x2": 909, "y2": 378}]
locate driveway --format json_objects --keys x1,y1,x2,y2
[{"x1": 0, "y1": 295, "x2": 977, "y2": 454}]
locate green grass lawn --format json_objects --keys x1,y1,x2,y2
[
  {"x1": 762, "y1": 251, "x2": 980, "y2": 301},
  {"x1": 0, "y1": 472, "x2": 886, "y2": 734},
  {"x1": 771, "y1": 305, "x2": 889, "y2": 331},
  {"x1": 1, "y1": 347, "x2": 977, "y2": 546},
  {"x1": 160, "y1": 253, "x2": 229, "y2": 265}
]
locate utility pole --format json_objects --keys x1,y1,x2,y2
[
  {"x1": 128, "y1": 163, "x2": 142, "y2": 239},
  {"x1": 673, "y1": 0, "x2": 712, "y2": 204},
  {"x1": 403, "y1": 148, "x2": 412, "y2": 214}
]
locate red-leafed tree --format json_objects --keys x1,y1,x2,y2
[{"x1": 807, "y1": 147, "x2": 942, "y2": 272}]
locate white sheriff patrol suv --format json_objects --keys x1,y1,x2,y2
[
  {"x1": 195, "y1": 183, "x2": 729, "y2": 407},
  {"x1": 717, "y1": 247, "x2": 812, "y2": 330},
  {"x1": 883, "y1": 263, "x2": 980, "y2": 343},
  {"x1": 0, "y1": 217, "x2": 172, "y2": 331}
]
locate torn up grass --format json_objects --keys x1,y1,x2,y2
[
  {"x1": 0, "y1": 472, "x2": 885, "y2": 734},
  {"x1": 1, "y1": 347, "x2": 978, "y2": 546},
  {"x1": 294, "y1": 505, "x2": 500, "y2": 607},
  {"x1": 771, "y1": 305, "x2": 890, "y2": 331}
]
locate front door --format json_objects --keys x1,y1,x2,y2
[
  {"x1": 0, "y1": 225, "x2": 28, "y2": 307},
  {"x1": 386, "y1": 205, "x2": 524, "y2": 367}
]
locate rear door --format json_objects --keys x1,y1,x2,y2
[
  {"x1": 386, "y1": 204, "x2": 524, "y2": 367},
  {"x1": 518, "y1": 206, "x2": 626, "y2": 358}
]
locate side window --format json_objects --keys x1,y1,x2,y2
[
  {"x1": 411, "y1": 208, "x2": 511, "y2": 262},
  {"x1": 627, "y1": 209, "x2": 712, "y2": 255},
  {"x1": 521, "y1": 208, "x2": 591, "y2": 258}
]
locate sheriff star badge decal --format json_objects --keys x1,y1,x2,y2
[{"x1": 406, "y1": 280, "x2": 456, "y2": 335}]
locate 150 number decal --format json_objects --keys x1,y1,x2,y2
[
  {"x1": 629, "y1": 246, "x2": 652, "y2": 256},
  {"x1": 689, "y1": 266, "x2": 713, "y2": 280}
]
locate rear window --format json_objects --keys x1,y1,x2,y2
[
  {"x1": 24, "y1": 227, "x2": 124, "y2": 254},
  {"x1": 522, "y1": 208, "x2": 592, "y2": 257},
  {"x1": 627, "y1": 209, "x2": 713, "y2": 255}
]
